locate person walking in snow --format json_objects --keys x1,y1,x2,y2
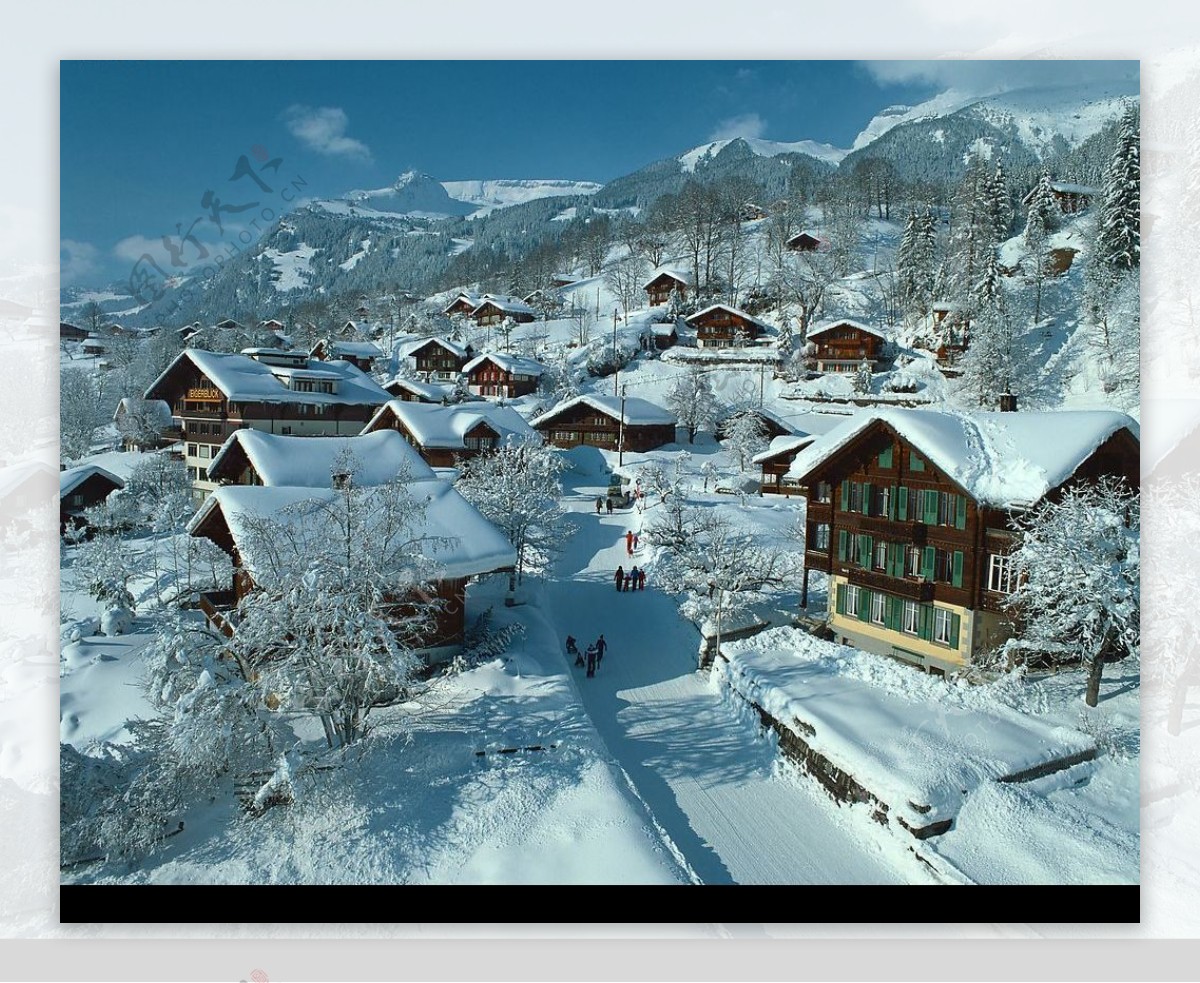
[
  {"x1": 595, "y1": 497, "x2": 602, "y2": 515},
  {"x1": 595, "y1": 634, "x2": 607, "y2": 667},
  {"x1": 614, "y1": 565, "x2": 624, "y2": 592},
  {"x1": 638, "y1": 568, "x2": 646, "y2": 591},
  {"x1": 606, "y1": 497, "x2": 613, "y2": 515},
  {"x1": 625, "y1": 530, "x2": 634, "y2": 556},
  {"x1": 585, "y1": 643, "x2": 598, "y2": 677},
  {"x1": 633, "y1": 532, "x2": 640, "y2": 552},
  {"x1": 628, "y1": 566, "x2": 639, "y2": 592},
  {"x1": 567, "y1": 635, "x2": 583, "y2": 667}
]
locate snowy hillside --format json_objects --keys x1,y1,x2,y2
[
  {"x1": 441, "y1": 178, "x2": 603, "y2": 217},
  {"x1": 679, "y1": 136, "x2": 848, "y2": 172}
]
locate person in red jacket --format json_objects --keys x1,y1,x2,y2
[{"x1": 625, "y1": 530, "x2": 634, "y2": 555}]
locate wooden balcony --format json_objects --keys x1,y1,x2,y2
[
  {"x1": 840, "y1": 513, "x2": 927, "y2": 545},
  {"x1": 805, "y1": 549, "x2": 833, "y2": 572},
  {"x1": 844, "y1": 567, "x2": 935, "y2": 601}
]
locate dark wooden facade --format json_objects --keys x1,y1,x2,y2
[
  {"x1": 409, "y1": 338, "x2": 469, "y2": 380},
  {"x1": 786, "y1": 232, "x2": 822, "y2": 252},
  {"x1": 687, "y1": 306, "x2": 765, "y2": 348},
  {"x1": 60, "y1": 470, "x2": 123, "y2": 533},
  {"x1": 471, "y1": 301, "x2": 535, "y2": 326},
  {"x1": 757, "y1": 439, "x2": 814, "y2": 496},
  {"x1": 309, "y1": 340, "x2": 378, "y2": 372},
  {"x1": 443, "y1": 296, "x2": 478, "y2": 317},
  {"x1": 60, "y1": 322, "x2": 89, "y2": 341},
  {"x1": 466, "y1": 358, "x2": 541, "y2": 398},
  {"x1": 644, "y1": 272, "x2": 689, "y2": 306},
  {"x1": 808, "y1": 321, "x2": 886, "y2": 372},
  {"x1": 535, "y1": 403, "x2": 675, "y2": 453},
  {"x1": 364, "y1": 406, "x2": 504, "y2": 467}
]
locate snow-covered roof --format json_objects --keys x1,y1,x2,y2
[
  {"x1": 189, "y1": 480, "x2": 516, "y2": 582},
  {"x1": 805, "y1": 318, "x2": 888, "y2": 341},
  {"x1": 686, "y1": 304, "x2": 773, "y2": 332},
  {"x1": 462, "y1": 352, "x2": 545, "y2": 377},
  {"x1": 643, "y1": 267, "x2": 692, "y2": 289},
  {"x1": 383, "y1": 375, "x2": 453, "y2": 402},
  {"x1": 531, "y1": 393, "x2": 677, "y2": 429},
  {"x1": 399, "y1": 336, "x2": 469, "y2": 360},
  {"x1": 471, "y1": 295, "x2": 535, "y2": 317},
  {"x1": 317, "y1": 339, "x2": 384, "y2": 359},
  {"x1": 365, "y1": 400, "x2": 539, "y2": 450},
  {"x1": 1050, "y1": 182, "x2": 1099, "y2": 195},
  {"x1": 650, "y1": 323, "x2": 678, "y2": 337},
  {"x1": 785, "y1": 229, "x2": 822, "y2": 243},
  {"x1": 785, "y1": 407, "x2": 1139, "y2": 509},
  {"x1": 145, "y1": 349, "x2": 392, "y2": 407},
  {"x1": 59, "y1": 464, "x2": 124, "y2": 498},
  {"x1": 751, "y1": 433, "x2": 818, "y2": 465},
  {"x1": 208, "y1": 429, "x2": 436, "y2": 487}
]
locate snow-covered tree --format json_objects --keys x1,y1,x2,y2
[
  {"x1": 723, "y1": 410, "x2": 769, "y2": 472},
  {"x1": 647, "y1": 507, "x2": 800, "y2": 665},
  {"x1": 665, "y1": 369, "x2": 720, "y2": 444},
  {"x1": 604, "y1": 254, "x2": 648, "y2": 316},
  {"x1": 956, "y1": 249, "x2": 1038, "y2": 408},
  {"x1": 60, "y1": 366, "x2": 110, "y2": 464},
  {"x1": 1023, "y1": 176, "x2": 1058, "y2": 324},
  {"x1": 1095, "y1": 105, "x2": 1141, "y2": 273},
  {"x1": 73, "y1": 533, "x2": 137, "y2": 621},
  {"x1": 852, "y1": 358, "x2": 873, "y2": 396},
  {"x1": 1005, "y1": 477, "x2": 1139, "y2": 707},
  {"x1": 896, "y1": 208, "x2": 938, "y2": 324},
  {"x1": 776, "y1": 318, "x2": 796, "y2": 360},
  {"x1": 455, "y1": 439, "x2": 567, "y2": 591}
]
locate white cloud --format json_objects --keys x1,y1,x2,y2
[
  {"x1": 859, "y1": 60, "x2": 1137, "y2": 96},
  {"x1": 708, "y1": 112, "x2": 768, "y2": 142},
  {"x1": 60, "y1": 239, "x2": 100, "y2": 286},
  {"x1": 113, "y1": 234, "x2": 166, "y2": 265},
  {"x1": 283, "y1": 105, "x2": 372, "y2": 161}
]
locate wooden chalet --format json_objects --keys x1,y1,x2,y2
[
  {"x1": 1021, "y1": 181, "x2": 1099, "y2": 215},
  {"x1": 382, "y1": 375, "x2": 453, "y2": 404},
  {"x1": 686, "y1": 304, "x2": 770, "y2": 349},
  {"x1": 59, "y1": 464, "x2": 124, "y2": 533},
  {"x1": 532, "y1": 394, "x2": 676, "y2": 453},
  {"x1": 785, "y1": 231, "x2": 823, "y2": 252},
  {"x1": 469, "y1": 295, "x2": 536, "y2": 326},
  {"x1": 462, "y1": 352, "x2": 545, "y2": 399},
  {"x1": 753, "y1": 435, "x2": 818, "y2": 496},
  {"x1": 362, "y1": 400, "x2": 539, "y2": 468},
  {"x1": 309, "y1": 338, "x2": 384, "y2": 373},
  {"x1": 788, "y1": 408, "x2": 1140, "y2": 676},
  {"x1": 647, "y1": 321, "x2": 679, "y2": 351},
  {"x1": 403, "y1": 337, "x2": 471, "y2": 382},
  {"x1": 144, "y1": 348, "x2": 391, "y2": 503},
  {"x1": 442, "y1": 292, "x2": 483, "y2": 318},
  {"x1": 60, "y1": 322, "x2": 89, "y2": 342},
  {"x1": 187, "y1": 481, "x2": 517, "y2": 661},
  {"x1": 643, "y1": 269, "x2": 691, "y2": 307},
  {"x1": 806, "y1": 319, "x2": 888, "y2": 373}
]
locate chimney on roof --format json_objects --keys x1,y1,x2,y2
[{"x1": 999, "y1": 392, "x2": 1017, "y2": 412}]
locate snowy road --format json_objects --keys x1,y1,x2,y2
[{"x1": 545, "y1": 475, "x2": 931, "y2": 885}]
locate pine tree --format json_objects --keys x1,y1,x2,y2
[
  {"x1": 1095, "y1": 105, "x2": 1141, "y2": 272},
  {"x1": 956, "y1": 248, "x2": 1035, "y2": 407},
  {"x1": 897, "y1": 208, "x2": 937, "y2": 324}
]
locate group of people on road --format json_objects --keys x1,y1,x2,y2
[
  {"x1": 566, "y1": 634, "x2": 607, "y2": 678},
  {"x1": 594, "y1": 497, "x2": 616, "y2": 515},
  {"x1": 614, "y1": 564, "x2": 646, "y2": 592},
  {"x1": 624, "y1": 530, "x2": 640, "y2": 555}
]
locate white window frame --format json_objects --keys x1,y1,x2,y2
[
  {"x1": 873, "y1": 541, "x2": 888, "y2": 570},
  {"x1": 902, "y1": 600, "x2": 920, "y2": 635},
  {"x1": 870, "y1": 592, "x2": 886, "y2": 625},
  {"x1": 934, "y1": 607, "x2": 953, "y2": 646},
  {"x1": 907, "y1": 546, "x2": 922, "y2": 577},
  {"x1": 845, "y1": 584, "x2": 861, "y2": 619},
  {"x1": 988, "y1": 553, "x2": 1016, "y2": 594},
  {"x1": 813, "y1": 523, "x2": 830, "y2": 551}
]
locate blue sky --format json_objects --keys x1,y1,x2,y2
[{"x1": 60, "y1": 60, "x2": 1136, "y2": 288}]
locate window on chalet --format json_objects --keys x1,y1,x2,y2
[
  {"x1": 815, "y1": 481, "x2": 832, "y2": 504},
  {"x1": 187, "y1": 443, "x2": 198, "y2": 457},
  {"x1": 873, "y1": 541, "x2": 888, "y2": 571},
  {"x1": 870, "y1": 592, "x2": 886, "y2": 625},
  {"x1": 198, "y1": 422, "x2": 209, "y2": 434},
  {"x1": 987, "y1": 554, "x2": 1017, "y2": 594},
  {"x1": 464, "y1": 435, "x2": 496, "y2": 451},
  {"x1": 198, "y1": 466, "x2": 208, "y2": 480},
  {"x1": 907, "y1": 546, "x2": 922, "y2": 578},
  {"x1": 198, "y1": 445, "x2": 210, "y2": 459},
  {"x1": 902, "y1": 600, "x2": 920, "y2": 635},
  {"x1": 910, "y1": 452, "x2": 925, "y2": 472},
  {"x1": 845, "y1": 584, "x2": 861, "y2": 619},
  {"x1": 69, "y1": 493, "x2": 84, "y2": 506},
  {"x1": 878, "y1": 446, "x2": 893, "y2": 468},
  {"x1": 553, "y1": 431, "x2": 573, "y2": 442},
  {"x1": 933, "y1": 608, "x2": 959, "y2": 647},
  {"x1": 811, "y1": 523, "x2": 830, "y2": 552}
]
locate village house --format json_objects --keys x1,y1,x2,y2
[
  {"x1": 59, "y1": 464, "x2": 124, "y2": 534},
  {"x1": 686, "y1": 304, "x2": 771, "y2": 349},
  {"x1": 187, "y1": 479, "x2": 517, "y2": 661},
  {"x1": 469, "y1": 295, "x2": 537, "y2": 326},
  {"x1": 382, "y1": 375, "x2": 454, "y2": 404},
  {"x1": 362, "y1": 400, "x2": 540, "y2": 468},
  {"x1": 60, "y1": 322, "x2": 89, "y2": 342},
  {"x1": 400, "y1": 337, "x2": 472, "y2": 382},
  {"x1": 643, "y1": 268, "x2": 691, "y2": 307},
  {"x1": 462, "y1": 352, "x2": 545, "y2": 399},
  {"x1": 531, "y1": 394, "x2": 677, "y2": 453},
  {"x1": 806, "y1": 319, "x2": 889, "y2": 373},
  {"x1": 785, "y1": 230, "x2": 823, "y2": 252},
  {"x1": 750, "y1": 412, "x2": 847, "y2": 495},
  {"x1": 717, "y1": 407, "x2": 800, "y2": 442},
  {"x1": 787, "y1": 407, "x2": 1140, "y2": 676},
  {"x1": 309, "y1": 338, "x2": 384, "y2": 373},
  {"x1": 442, "y1": 291, "x2": 483, "y2": 318},
  {"x1": 646, "y1": 321, "x2": 679, "y2": 351},
  {"x1": 1020, "y1": 181, "x2": 1099, "y2": 215},
  {"x1": 206, "y1": 428, "x2": 436, "y2": 488},
  {"x1": 144, "y1": 347, "x2": 392, "y2": 503}
]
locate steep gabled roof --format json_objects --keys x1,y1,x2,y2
[
  {"x1": 686, "y1": 304, "x2": 773, "y2": 333},
  {"x1": 805, "y1": 318, "x2": 888, "y2": 342},
  {"x1": 531, "y1": 393, "x2": 677, "y2": 429},
  {"x1": 382, "y1": 375, "x2": 454, "y2": 403},
  {"x1": 314, "y1": 339, "x2": 384, "y2": 360},
  {"x1": 643, "y1": 267, "x2": 692, "y2": 290},
  {"x1": 364, "y1": 400, "x2": 539, "y2": 450},
  {"x1": 207, "y1": 429, "x2": 436, "y2": 487},
  {"x1": 399, "y1": 336, "x2": 469, "y2": 360},
  {"x1": 188, "y1": 480, "x2": 516, "y2": 582},
  {"x1": 786, "y1": 407, "x2": 1139, "y2": 509},
  {"x1": 470, "y1": 295, "x2": 535, "y2": 317},
  {"x1": 59, "y1": 464, "x2": 124, "y2": 499},
  {"x1": 462, "y1": 352, "x2": 545, "y2": 377},
  {"x1": 752, "y1": 433, "x2": 818, "y2": 465}
]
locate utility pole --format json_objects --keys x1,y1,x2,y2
[
  {"x1": 759, "y1": 361, "x2": 765, "y2": 407},
  {"x1": 612, "y1": 308, "x2": 619, "y2": 397},
  {"x1": 618, "y1": 382, "x2": 627, "y2": 469}
]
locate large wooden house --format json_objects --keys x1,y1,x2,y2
[
  {"x1": 206, "y1": 428, "x2": 436, "y2": 488},
  {"x1": 362, "y1": 400, "x2": 540, "y2": 468},
  {"x1": 1021, "y1": 181, "x2": 1099, "y2": 215},
  {"x1": 402, "y1": 337, "x2": 471, "y2": 382},
  {"x1": 805, "y1": 319, "x2": 888, "y2": 373},
  {"x1": 469, "y1": 295, "x2": 536, "y2": 326},
  {"x1": 59, "y1": 464, "x2": 124, "y2": 533},
  {"x1": 144, "y1": 348, "x2": 391, "y2": 503},
  {"x1": 60, "y1": 322, "x2": 89, "y2": 342},
  {"x1": 187, "y1": 480, "x2": 516, "y2": 661},
  {"x1": 442, "y1": 292, "x2": 483, "y2": 318},
  {"x1": 643, "y1": 269, "x2": 691, "y2": 307},
  {"x1": 309, "y1": 338, "x2": 384, "y2": 373},
  {"x1": 462, "y1": 352, "x2": 545, "y2": 399},
  {"x1": 787, "y1": 408, "x2": 1140, "y2": 676},
  {"x1": 686, "y1": 304, "x2": 770, "y2": 349},
  {"x1": 531, "y1": 394, "x2": 677, "y2": 453}
]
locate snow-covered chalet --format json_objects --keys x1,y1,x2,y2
[
  {"x1": 531, "y1": 394, "x2": 677, "y2": 453},
  {"x1": 362, "y1": 400, "x2": 540, "y2": 467}
]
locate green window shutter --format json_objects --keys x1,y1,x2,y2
[
  {"x1": 952, "y1": 550, "x2": 964, "y2": 588},
  {"x1": 840, "y1": 479, "x2": 850, "y2": 510},
  {"x1": 949, "y1": 612, "x2": 961, "y2": 648},
  {"x1": 863, "y1": 483, "x2": 873, "y2": 515},
  {"x1": 918, "y1": 605, "x2": 934, "y2": 641},
  {"x1": 886, "y1": 543, "x2": 898, "y2": 578},
  {"x1": 836, "y1": 584, "x2": 846, "y2": 615},
  {"x1": 922, "y1": 546, "x2": 936, "y2": 580},
  {"x1": 885, "y1": 595, "x2": 900, "y2": 631},
  {"x1": 955, "y1": 494, "x2": 967, "y2": 530},
  {"x1": 837, "y1": 529, "x2": 848, "y2": 561},
  {"x1": 886, "y1": 487, "x2": 896, "y2": 520},
  {"x1": 879, "y1": 446, "x2": 893, "y2": 468},
  {"x1": 911, "y1": 452, "x2": 925, "y2": 472},
  {"x1": 922, "y1": 490, "x2": 937, "y2": 524},
  {"x1": 897, "y1": 486, "x2": 908, "y2": 521},
  {"x1": 858, "y1": 588, "x2": 871, "y2": 621},
  {"x1": 858, "y1": 534, "x2": 872, "y2": 568}
]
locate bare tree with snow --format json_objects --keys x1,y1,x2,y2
[{"x1": 665, "y1": 369, "x2": 720, "y2": 444}]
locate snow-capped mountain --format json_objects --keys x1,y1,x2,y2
[
  {"x1": 441, "y1": 179, "x2": 603, "y2": 217},
  {"x1": 678, "y1": 136, "x2": 848, "y2": 172},
  {"x1": 339, "y1": 171, "x2": 476, "y2": 218},
  {"x1": 334, "y1": 173, "x2": 603, "y2": 220}
]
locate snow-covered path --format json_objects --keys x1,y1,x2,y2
[{"x1": 545, "y1": 475, "x2": 931, "y2": 885}]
